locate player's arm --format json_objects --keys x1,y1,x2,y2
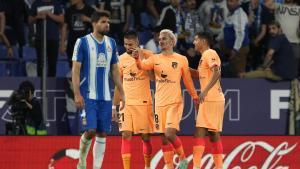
[
  {"x1": 133, "y1": 49, "x2": 155, "y2": 70},
  {"x1": 199, "y1": 66, "x2": 221, "y2": 103},
  {"x1": 72, "y1": 61, "x2": 84, "y2": 108},
  {"x1": 113, "y1": 74, "x2": 123, "y2": 107},
  {"x1": 182, "y1": 59, "x2": 199, "y2": 103},
  {"x1": 142, "y1": 50, "x2": 156, "y2": 80},
  {"x1": 189, "y1": 67, "x2": 199, "y2": 79},
  {"x1": 72, "y1": 39, "x2": 85, "y2": 109},
  {"x1": 112, "y1": 65, "x2": 123, "y2": 122},
  {"x1": 112, "y1": 63, "x2": 125, "y2": 111}
]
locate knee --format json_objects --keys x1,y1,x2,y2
[
  {"x1": 208, "y1": 132, "x2": 220, "y2": 142},
  {"x1": 141, "y1": 134, "x2": 150, "y2": 142},
  {"x1": 122, "y1": 131, "x2": 132, "y2": 140},
  {"x1": 160, "y1": 134, "x2": 169, "y2": 145},
  {"x1": 85, "y1": 129, "x2": 97, "y2": 139},
  {"x1": 164, "y1": 132, "x2": 175, "y2": 141},
  {"x1": 194, "y1": 128, "x2": 206, "y2": 138}
]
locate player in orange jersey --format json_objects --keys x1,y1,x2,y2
[
  {"x1": 190, "y1": 32, "x2": 225, "y2": 169},
  {"x1": 133, "y1": 29, "x2": 199, "y2": 169},
  {"x1": 113, "y1": 31, "x2": 155, "y2": 169}
]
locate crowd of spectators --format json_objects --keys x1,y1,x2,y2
[{"x1": 0, "y1": 0, "x2": 299, "y2": 80}]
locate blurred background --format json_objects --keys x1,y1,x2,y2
[{"x1": 0, "y1": 0, "x2": 300, "y2": 168}]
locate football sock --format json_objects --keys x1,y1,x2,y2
[
  {"x1": 93, "y1": 137, "x2": 106, "y2": 169},
  {"x1": 121, "y1": 139, "x2": 131, "y2": 169},
  {"x1": 193, "y1": 138, "x2": 205, "y2": 168}
]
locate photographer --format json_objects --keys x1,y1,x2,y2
[{"x1": 7, "y1": 81, "x2": 45, "y2": 135}]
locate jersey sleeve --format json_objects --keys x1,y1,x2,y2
[
  {"x1": 118, "y1": 55, "x2": 124, "y2": 76},
  {"x1": 110, "y1": 39, "x2": 119, "y2": 65},
  {"x1": 181, "y1": 57, "x2": 198, "y2": 99},
  {"x1": 205, "y1": 50, "x2": 221, "y2": 68},
  {"x1": 72, "y1": 38, "x2": 84, "y2": 62},
  {"x1": 138, "y1": 54, "x2": 155, "y2": 70},
  {"x1": 142, "y1": 49, "x2": 154, "y2": 59}
]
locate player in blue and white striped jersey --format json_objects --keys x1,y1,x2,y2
[{"x1": 72, "y1": 11, "x2": 125, "y2": 169}]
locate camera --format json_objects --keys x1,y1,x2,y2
[
  {"x1": 6, "y1": 81, "x2": 34, "y2": 135},
  {"x1": 6, "y1": 90, "x2": 29, "y2": 135},
  {"x1": 9, "y1": 90, "x2": 29, "y2": 118}
]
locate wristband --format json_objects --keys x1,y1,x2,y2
[{"x1": 112, "y1": 105, "x2": 116, "y2": 110}]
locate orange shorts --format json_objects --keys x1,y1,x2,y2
[
  {"x1": 119, "y1": 105, "x2": 154, "y2": 134},
  {"x1": 196, "y1": 101, "x2": 225, "y2": 132},
  {"x1": 154, "y1": 103, "x2": 184, "y2": 133}
]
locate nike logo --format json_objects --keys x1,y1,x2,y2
[{"x1": 155, "y1": 63, "x2": 160, "y2": 65}]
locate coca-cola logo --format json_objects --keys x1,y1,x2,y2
[{"x1": 151, "y1": 141, "x2": 297, "y2": 169}]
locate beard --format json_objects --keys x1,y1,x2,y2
[{"x1": 97, "y1": 29, "x2": 109, "y2": 36}]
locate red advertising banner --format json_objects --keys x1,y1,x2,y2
[{"x1": 0, "y1": 136, "x2": 299, "y2": 169}]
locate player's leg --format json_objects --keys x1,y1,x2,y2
[
  {"x1": 93, "y1": 132, "x2": 107, "y2": 169},
  {"x1": 119, "y1": 105, "x2": 134, "y2": 169},
  {"x1": 161, "y1": 134, "x2": 175, "y2": 169},
  {"x1": 208, "y1": 131, "x2": 223, "y2": 169},
  {"x1": 193, "y1": 127, "x2": 207, "y2": 169},
  {"x1": 141, "y1": 133, "x2": 152, "y2": 169},
  {"x1": 156, "y1": 106, "x2": 174, "y2": 169},
  {"x1": 164, "y1": 103, "x2": 187, "y2": 169},
  {"x1": 77, "y1": 99, "x2": 97, "y2": 169},
  {"x1": 209, "y1": 101, "x2": 225, "y2": 169},
  {"x1": 121, "y1": 131, "x2": 132, "y2": 169},
  {"x1": 195, "y1": 101, "x2": 224, "y2": 169},
  {"x1": 138, "y1": 105, "x2": 154, "y2": 169},
  {"x1": 92, "y1": 101, "x2": 112, "y2": 169}
]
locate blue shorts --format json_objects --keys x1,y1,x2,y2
[{"x1": 81, "y1": 99, "x2": 112, "y2": 133}]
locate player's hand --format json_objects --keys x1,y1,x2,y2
[
  {"x1": 193, "y1": 97, "x2": 200, "y2": 112},
  {"x1": 74, "y1": 93, "x2": 84, "y2": 109},
  {"x1": 112, "y1": 107, "x2": 119, "y2": 122},
  {"x1": 119, "y1": 95, "x2": 125, "y2": 111},
  {"x1": 199, "y1": 91, "x2": 207, "y2": 104},
  {"x1": 131, "y1": 48, "x2": 140, "y2": 60}
]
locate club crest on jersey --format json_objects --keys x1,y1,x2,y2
[
  {"x1": 172, "y1": 62, "x2": 178, "y2": 69},
  {"x1": 97, "y1": 53, "x2": 107, "y2": 67}
]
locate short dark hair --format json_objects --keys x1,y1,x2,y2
[
  {"x1": 269, "y1": 20, "x2": 281, "y2": 29},
  {"x1": 196, "y1": 32, "x2": 213, "y2": 47},
  {"x1": 91, "y1": 11, "x2": 110, "y2": 23},
  {"x1": 124, "y1": 31, "x2": 138, "y2": 39},
  {"x1": 18, "y1": 80, "x2": 35, "y2": 94}
]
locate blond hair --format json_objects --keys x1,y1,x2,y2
[{"x1": 160, "y1": 29, "x2": 177, "y2": 47}]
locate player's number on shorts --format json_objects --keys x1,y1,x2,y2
[
  {"x1": 119, "y1": 113, "x2": 124, "y2": 122},
  {"x1": 154, "y1": 114, "x2": 159, "y2": 123}
]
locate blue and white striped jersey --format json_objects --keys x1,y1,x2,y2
[{"x1": 72, "y1": 33, "x2": 119, "y2": 101}]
